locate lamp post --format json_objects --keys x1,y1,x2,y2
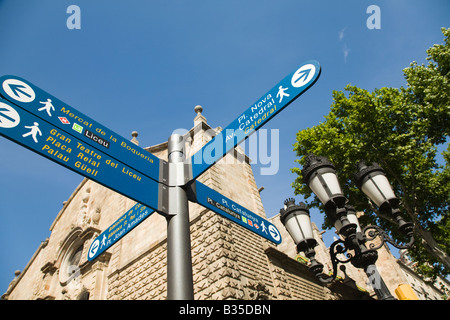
[{"x1": 280, "y1": 154, "x2": 414, "y2": 300}]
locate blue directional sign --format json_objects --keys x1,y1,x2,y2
[
  {"x1": 88, "y1": 203, "x2": 154, "y2": 261},
  {"x1": 1, "y1": 60, "x2": 321, "y2": 264},
  {"x1": 190, "y1": 60, "x2": 321, "y2": 180},
  {"x1": 189, "y1": 181, "x2": 282, "y2": 244},
  {"x1": 0, "y1": 75, "x2": 164, "y2": 184},
  {"x1": 0, "y1": 98, "x2": 162, "y2": 212}
]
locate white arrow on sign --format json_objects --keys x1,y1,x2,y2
[
  {"x1": 2, "y1": 79, "x2": 36, "y2": 103},
  {"x1": 0, "y1": 102, "x2": 21, "y2": 128},
  {"x1": 269, "y1": 225, "x2": 281, "y2": 242},
  {"x1": 291, "y1": 64, "x2": 316, "y2": 88}
]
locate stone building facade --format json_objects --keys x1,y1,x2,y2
[{"x1": 2, "y1": 107, "x2": 445, "y2": 300}]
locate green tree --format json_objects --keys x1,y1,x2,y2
[{"x1": 292, "y1": 28, "x2": 450, "y2": 280}]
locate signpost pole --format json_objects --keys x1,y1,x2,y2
[{"x1": 166, "y1": 134, "x2": 194, "y2": 300}]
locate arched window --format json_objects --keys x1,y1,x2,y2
[
  {"x1": 67, "y1": 245, "x2": 83, "y2": 280},
  {"x1": 59, "y1": 240, "x2": 84, "y2": 285}
]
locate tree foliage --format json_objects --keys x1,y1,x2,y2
[{"x1": 292, "y1": 28, "x2": 450, "y2": 280}]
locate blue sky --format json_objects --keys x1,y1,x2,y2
[{"x1": 0, "y1": 0, "x2": 448, "y2": 294}]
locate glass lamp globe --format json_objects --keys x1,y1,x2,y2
[
  {"x1": 279, "y1": 198, "x2": 316, "y2": 252},
  {"x1": 354, "y1": 162, "x2": 399, "y2": 211},
  {"x1": 301, "y1": 154, "x2": 346, "y2": 209}
]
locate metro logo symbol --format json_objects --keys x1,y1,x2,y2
[
  {"x1": 72, "y1": 123, "x2": 83, "y2": 133},
  {"x1": 58, "y1": 117, "x2": 70, "y2": 124}
]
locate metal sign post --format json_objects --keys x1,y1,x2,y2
[{"x1": 166, "y1": 134, "x2": 194, "y2": 300}]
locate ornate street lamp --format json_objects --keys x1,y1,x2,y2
[
  {"x1": 280, "y1": 154, "x2": 415, "y2": 300},
  {"x1": 279, "y1": 199, "x2": 324, "y2": 276},
  {"x1": 354, "y1": 161, "x2": 415, "y2": 240},
  {"x1": 301, "y1": 155, "x2": 355, "y2": 239}
]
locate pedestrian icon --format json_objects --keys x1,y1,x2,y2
[
  {"x1": 276, "y1": 86, "x2": 290, "y2": 103},
  {"x1": 101, "y1": 234, "x2": 106, "y2": 248},
  {"x1": 38, "y1": 99, "x2": 55, "y2": 117},
  {"x1": 261, "y1": 221, "x2": 268, "y2": 234},
  {"x1": 22, "y1": 122, "x2": 42, "y2": 143}
]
